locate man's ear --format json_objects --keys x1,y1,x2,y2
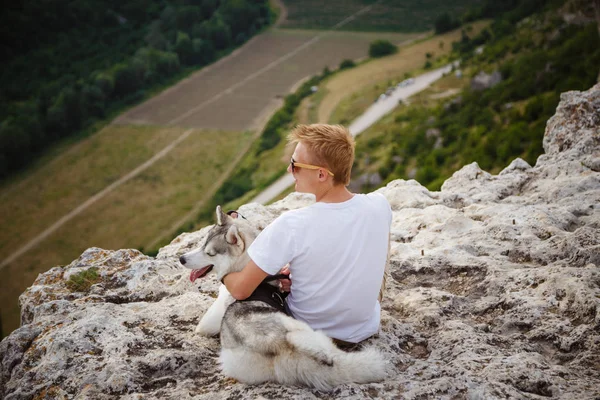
[
  {"x1": 226, "y1": 225, "x2": 244, "y2": 250},
  {"x1": 318, "y1": 169, "x2": 327, "y2": 181}
]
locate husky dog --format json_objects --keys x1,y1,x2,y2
[{"x1": 179, "y1": 206, "x2": 388, "y2": 390}]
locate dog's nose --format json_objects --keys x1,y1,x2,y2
[{"x1": 179, "y1": 256, "x2": 186, "y2": 265}]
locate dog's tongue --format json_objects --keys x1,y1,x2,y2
[{"x1": 190, "y1": 266, "x2": 212, "y2": 283}]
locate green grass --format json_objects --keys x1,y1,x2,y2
[
  {"x1": 351, "y1": 14, "x2": 600, "y2": 192},
  {"x1": 0, "y1": 125, "x2": 253, "y2": 336},
  {"x1": 322, "y1": 22, "x2": 489, "y2": 125},
  {"x1": 66, "y1": 268, "x2": 101, "y2": 292}
]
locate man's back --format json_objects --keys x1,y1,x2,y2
[{"x1": 248, "y1": 192, "x2": 391, "y2": 342}]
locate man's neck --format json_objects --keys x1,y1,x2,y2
[{"x1": 315, "y1": 184, "x2": 354, "y2": 203}]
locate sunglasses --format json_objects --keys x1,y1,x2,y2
[{"x1": 290, "y1": 157, "x2": 334, "y2": 176}]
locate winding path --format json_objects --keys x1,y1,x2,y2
[
  {"x1": 0, "y1": 1, "x2": 384, "y2": 271},
  {"x1": 250, "y1": 62, "x2": 457, "y2": 205}
]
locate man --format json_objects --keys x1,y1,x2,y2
[{"x1": 223, "y1": 124, "x2": 392, "y2": 344}]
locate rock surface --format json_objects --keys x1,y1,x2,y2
[
  {"x1": 1, "y1": 84, "x2": 599, "y2": 399},
  {"x1": 470, "y1": 70, "x2": 503, "y2": 92}
]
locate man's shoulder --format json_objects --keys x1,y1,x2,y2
[
  {"x1": 269, "y1": 207, "x2": 312, "y2": 228},
  {"x1": 358, "y1": 192, "x2": 391, "y2": 209},
  {"x1": 357, "y1": 192, "x2": 392, "y2": 224}
]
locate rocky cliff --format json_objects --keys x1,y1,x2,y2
[{"x1": 1, "y1": 84, "x2": 599, "y2": 399}]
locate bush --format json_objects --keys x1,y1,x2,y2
[
  {"x1": 175, "y1": 31, "x2": 194, "y2": 65},
  {"x1": 256, "y1": 72, "x2": 326, "y2": 154},
  {"x1": 523, "y1": 95, "x2": 544, "y2": 122},
  {"x1": 435, "y1": 12, "x2": 460, "y2": 34},
  {"x1": 369, "y1": 40, "x2": 397, "y2": 58},
  {"x1": 339, "y1": 59, "x2": 355, "y2": 70},
  {"x1": 112, "y1": 62, "x2": 144, "y2": 99}
]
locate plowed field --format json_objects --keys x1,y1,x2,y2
[{"x1": 115, "y1": 29, "x2": 417, "y2": 131}]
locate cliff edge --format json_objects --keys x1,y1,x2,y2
[{"x1": 1, "y1": 84, "x2": 599, "y2": 399}]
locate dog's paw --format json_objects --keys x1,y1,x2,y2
[{"x1": 195, "y1": 321, "x2": 220, "y2": 336}]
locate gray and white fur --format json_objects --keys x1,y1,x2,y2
[{"x1": 179, "y1": 206, "x2": 389, "y2": 390}]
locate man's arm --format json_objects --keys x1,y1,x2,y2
[{"x1": 222, "y1": 258, "x2": 268, "y2": 300}]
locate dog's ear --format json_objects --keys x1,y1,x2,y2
[
  {"x1": 226, "y1": 225, "x2": 244, "y2": 250},
  {"x1": 216, "y1": 205, "x2": 228, "y2": 226}
]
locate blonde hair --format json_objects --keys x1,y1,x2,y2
[{"x1": 287, "y1": 124, "x2": 355, "y2": 186}]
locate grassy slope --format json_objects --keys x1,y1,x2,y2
[
  {"x1": 213, "y1": 23, "x2": 490, "y2": 216},
  {"x1": 315, "y1": 21, "x2": 490, "y2": 124},
  {"x1": 350, "y1": 14, "x2": 600, "y2": 192},
  {"x1": 0, "y1": 126, "x2": 253, "y2": 335}
]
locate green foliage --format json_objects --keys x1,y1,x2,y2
[
  {"x1": 257, "y1": 72, "x2": 329, "y2": 154},
  {"x1": 339, "y1": 59, "x2": 356, "y2": 70},
  {"x1": 369, "y1": 40, "x2": 398, "y2": 58},
  {"x1": 354, "y1": 0, "x2": 597, "y2": 192},
  {"x1": 112, "y1": 63, "x2": 144, "y2": 99},
  {"x1": 66, "y1": 268, "x2": 101, "y2": 292},
  {"x1": 0, "y1": 0, "x2": 273, "y2": 181},
  {"x1": 167, "y1": 67, "x2": 332, "y2": 248},
  {"x1": 435, "y1": 12, "x2": 461, "y2": 34},
  {"x1": 175, "y1": 31, "x2": 194, "y2": 65}
]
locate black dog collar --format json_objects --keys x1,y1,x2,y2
[{"x1": 237, "y1": 281, "x2": 289, "y2": 315}]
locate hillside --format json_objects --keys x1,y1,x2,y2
[
  {"x1": 1, "y1": 82, "x2": 598, "y2": 399},
  {"x1": 347, "y1": 0, "x2": 600, "y2": 192},
  {"x1": 0, "y1": 0, "x2": 596, "y2": 341},
  {"x1": 200, "y1": 0, "x2": 598, "y2": 212},
  {"x1": 0, "y1": 0, "x2": 273, "y2": 179},
  {"x1": 0, "y1": 6, "x2": 421, "y2": 337}
]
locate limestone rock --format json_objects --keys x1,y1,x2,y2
[
  {"x1": 470, "y1": 70, "x2": 503, "y2": 91},
  {"x1": 1, "y1": 85, "x2": 599, "y2": 399}
]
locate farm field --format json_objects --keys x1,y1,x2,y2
[
  {"x1": 0, "y1": 125, "x2": 253, "y2": 333},
  {"x1": 115, "y1": 29, "x2": 419, "y2": 131},
  {"x1": 308, "y1": 21, "x2": 490, "y2": 125},
  {"x1": 0, "y1": 0, "x2": 486, "y2": 337},
  {"x1": 280, "y1": 0, "x2": 481, "y2": 32}
]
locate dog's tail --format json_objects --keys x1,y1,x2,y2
[
  {"x1": 280, "y1": 329, "x2": 389, "y2": 390},
  {"x1": 331, "y1": 346, "x2": 389, "y2": 385}
]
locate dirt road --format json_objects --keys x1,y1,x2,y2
[{"x1": 250, "y1": 63, "x2": 457, "y2": 204}]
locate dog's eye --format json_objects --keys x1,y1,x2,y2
[{"x1": 205, "y1": 250, "x2": 216, "y2": 257}]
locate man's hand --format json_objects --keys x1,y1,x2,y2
[
  {"x1": 223, "y1": 259, "x2": 268, "y2": 300},
  {"x1": 278, "y1": 265, "x2": 291, "y2": 292}
]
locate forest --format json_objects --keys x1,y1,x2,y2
[{"x1": 0, "y1": 0, "x2": 272, "y2": 179}]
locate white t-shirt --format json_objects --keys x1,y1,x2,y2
[{"x1": 247, "y1": 192, "x2": 392, "y2": 343}]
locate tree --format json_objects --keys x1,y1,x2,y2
[
  {"x1": 177, "y1": 6, "x2": 203, "y2": 33},
  {"x1": 339, "y1": 59, "x2": 355, "y2": 70},
  {"x1": 46, "y1": 86, "x2": 83, "y2": 133},
  {"x1": 200, "y1": 0, "x2": 219, "y2": 20},
  {"x1": 81, "y1": 83, "x2": 106, "y2": 118},
  {"x1": 145, "y1": 21, "x2": 168, "y2": 50},
  {"x1": 155, "y1": 51, "x2": 180, "y2": 78},
  {"x1": 205, "y1": 16, "x2": 232, "y2": 50},
  {"x1": 369, "y1": 40, "x2": 397, "y2": 58},
  {"x1": 93, "y1": 72, "x2": 114, "y2": 99},
  {"x1": 175, "y1": 31, "x2": 194, "y2": 65},
  {"x1": 220, "y1": 0, "x2": 259, "y2": 39},
  {"x1": 112, "y1": 63, "x2": 144, "y2": 99},
  {"x1": 192, "y1": 39, "x2": 216, "y2": 65},
  {"x1": 435, "y1": 12, "x2": 460, "y2": 34}
]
